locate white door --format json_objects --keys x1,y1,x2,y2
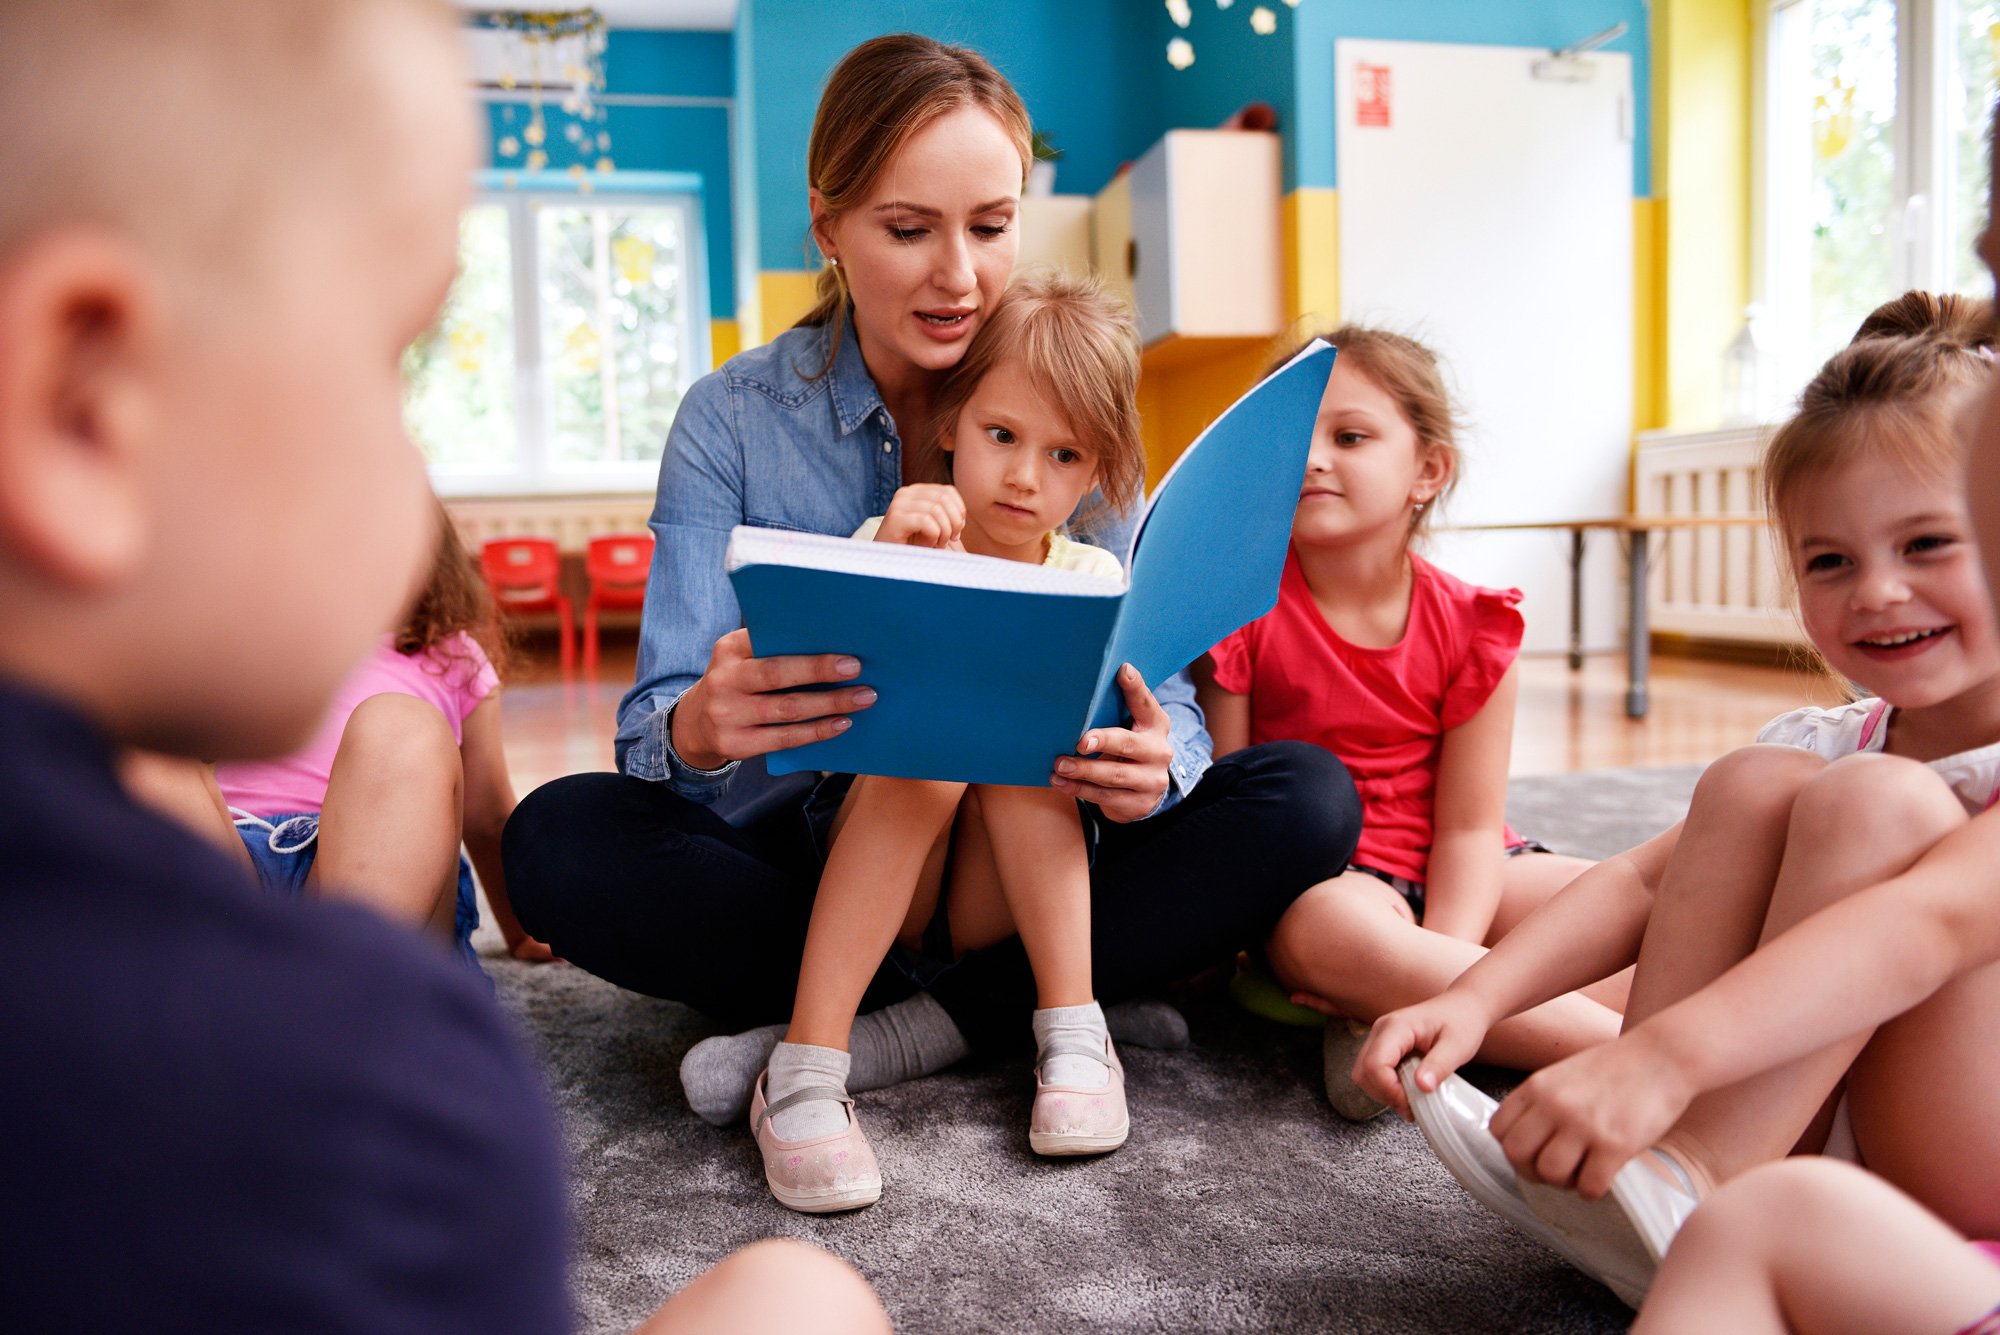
[{"x1": 1336, "y1": 39, "x2": 1635, "y2": 655}]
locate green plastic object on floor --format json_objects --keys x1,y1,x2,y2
[{"x1": 1228, "y1": 953, "x2": 1328, "y2": 1028}]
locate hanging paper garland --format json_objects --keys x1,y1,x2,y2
[{"x1": 473, "y1": 8, "x2": 615, "y2": 187}]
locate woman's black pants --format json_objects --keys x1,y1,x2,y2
[{"x1": 501, "y1": 740, "x2": 1360, "y2": 1052}]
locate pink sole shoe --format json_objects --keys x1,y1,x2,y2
[
  {"x1": 1029, "y1": 1035, "x2": 1130, "y2": 1156},
  {"x1": 750, "y1": 1071, "x2": 882, "y2": 1213}
]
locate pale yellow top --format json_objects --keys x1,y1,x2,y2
[{"x1": 851, "y1": 516, "x2": 1124, "y2": 581}]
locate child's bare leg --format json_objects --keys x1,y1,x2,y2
[
  {"x1": 1268, "y1": 872, "x2": 1622, "y2": 1069},
  {"x1": 117, "y1": 749, "x2": 254, "y2": 875},
  {"x1": 311, "y1": 693, "x2": 462, "y2": 935},
  {"x1": 1499, "y1": 852, "x2": 1632, "y2": 1011},
  {"x1": 1633, "y1": 1159, "x2": 2000, "y2": 1335},
  {"x1": 1647, "y1": 753, "x2": 1966, "y2": 1194},
  {"x1": 965, "y1": 784, "x2": 1092, "y2": 1007},
  {"x1": 633, "y1": 1238, "x2": 890, "y2": 1335},
  {"x1": 1848, "y1": 943, "x2": 2000, "y2": 1236},
  {"x1": 787, "y1": 776, "x2": 964, "y2": 1050}
]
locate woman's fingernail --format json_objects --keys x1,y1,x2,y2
[
  {"x1": 832, "y1": 717, "x2": 851, "y2": 732},
  {"x1": 1083, "y1": 735, "x2": 1098, "y2": 751},
  {"x1": 854, "y1": 688, "x2": 877, "y2": 705},
  {"x1": 1056, "y1": 758, "x2": 1076, "y2": 774},
  {"x1": 835, "y1": 657, "x2": 861, "y2": 676}
]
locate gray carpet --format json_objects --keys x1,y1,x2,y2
[{"x1": 477, "y1": 765, "x2": 1703, "y2": 1334}]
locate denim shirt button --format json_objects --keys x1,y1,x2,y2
[{"x1": 881, "y1": 440, "x2": 892, "y2": 453}]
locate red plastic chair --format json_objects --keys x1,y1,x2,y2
[
  {"x1": 583, "y1": 532, "x2": 655, "y2": 675},
  {"x1": 481, "y1": 537, "x2": 574, "y2": 679}
]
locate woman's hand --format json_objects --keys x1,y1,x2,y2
[
  {"x1": 1051, "y1": 663, "x2": 1173, "y2": 823},
  {"x1": 876, "y1": 484, "x2": 966, "y2": 550},
  {"x1": 672, "y1": 629, "x2": 878, "y2": 770},
  {"x1": 1354, "y1": 987, "x2": 1500, "y2": 1119},
  {"x1": 1486, "y1": 1028, "x2": 1698, "y2": 1199}
]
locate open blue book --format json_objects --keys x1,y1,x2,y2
[{"x1": 726, "y1": 340, "x2": 1336, "y2": 786}]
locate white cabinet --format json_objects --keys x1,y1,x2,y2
[
  {"x1": 1016, "y1": 194, "x2": 1094, "y2": 278},
  {"x1": 1123, "y1": 129, "x2": 1283, "y2": 346}
]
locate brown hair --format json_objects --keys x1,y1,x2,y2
[
  {"x1": 1258, "y1": 321, "x2": 1464, "y2": 540},
  {"x1": 1762, "y1": 290, "x2": 1995, "y2": 543},
  {"x1": 795, "y1": 34, "x2": 1032, "y2": 365},
  {"x1": 399, "y1": 503, "x2": 511, "y2": 684},
  {"x1": 912, "y1": 270, "x2": 1144, "y2": 527}
]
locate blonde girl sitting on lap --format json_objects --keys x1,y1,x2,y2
[
  {"x1": 752, "y1": 272, "x2": 1147, "y2": 1213},
  {"x1": 1193, "y1": 325, "x2": 1614, "y2": 1120},
  {"x1": 1355, "y1": 292, "x2": 2000, "y2": 1308}
]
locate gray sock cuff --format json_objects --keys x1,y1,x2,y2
[{"x1": 847, "y1": 991, "x2": 971, "y2": 1093}]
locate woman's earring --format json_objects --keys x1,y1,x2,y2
[{"x1": 828, "y1": 256, "x2": 839, "y2": 268}]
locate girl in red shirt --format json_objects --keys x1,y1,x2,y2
[{"x1": 1194, "y1": 325, "x2": 1628, "y2": 1118}]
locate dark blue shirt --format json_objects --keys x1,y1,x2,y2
[{"x1": 0, "y1": 679, "x2": 569, "y2": 1332}]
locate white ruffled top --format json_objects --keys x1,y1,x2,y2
[{"x1": 1757, "y1": 698, "x2": 2000, "y2": 814}]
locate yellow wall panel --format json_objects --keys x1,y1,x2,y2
[
  {"x1": 758, "y1": 271, "x2": 821, "y2": 345},
  {"x1": 708, "y1": 318, "x2": 741, "y2": 369},
  {"x1": 1281, "y1": 188, "x2": 1339, "y2": 328},
  {"x1": 1656, "y1": 0, "x2": 1751, "y2": 430}
]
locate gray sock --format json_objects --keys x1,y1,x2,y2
[
  {"x1": 1033, "y1": 1000, "x2": 1111, "y2": 1089},
  {"x1": 764, "y1": 1041, "x2": 852, "y2": 1141},
  {"x1": 1104, "y1": 998, "x2": 1190, "y2": 1050},
  {"x1": 847, "y1": 991, "x2": 971, "y2": 1092},
  {"x1": 680, "y1": 1022, "x2": 786, "y2": 1127}
]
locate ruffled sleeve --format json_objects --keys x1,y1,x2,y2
[
  {"x1": 1439, "y1": 585, "x2": 1526, "y2": 731},
  {"x1": 1206, "y1": 623, "x2": 1256, "y2": 695},
  {"x1": 437, "y1": 631, "x2": 500, "y2": 722}
]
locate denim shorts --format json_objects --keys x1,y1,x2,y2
[{"x1": 231, "y1": 810, "x2": 481, "y2": 971}]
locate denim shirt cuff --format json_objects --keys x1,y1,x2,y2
[
  {"x1": 661, "y1": 688, "x2": 739, "y2": 801},
  {"x1": 1152, "y1": 738, "x2": 1207, "y2": 817}
]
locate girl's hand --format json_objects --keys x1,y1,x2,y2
[
  {"x1": 507, "y1": 934, "x2": 559, "y2": 963},
  {"x1": 672, "y1": 629, "x2": 877, "y2": 769},
  {"x1": 877, "y1": 484, "x2": 966, "y2": 550},
  {"x1": 1052, "y1": 664, "x2": 1173, "y2": 823},
  {"x1": 1354, "y1": 988, "x2": 1498, "y2": 1118},
  {"x1": 1486, "y1": 1029, "x2": 1697, "y2": 1199}
]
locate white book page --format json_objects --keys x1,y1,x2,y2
[{"x1": 726, "y1": 526, "x2": 1126, "y2": 598}]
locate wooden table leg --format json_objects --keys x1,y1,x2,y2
[
  {"x1": 1626, "y1": 527, "x2": 1650, "y2": 719},
  {"x1": 1568, "y1": 527, "x2": 1585, "y2": 671}
]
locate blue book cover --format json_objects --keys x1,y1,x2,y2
[{"x1": 726, "y1": 340, "x2": 1335, "y2": 785}]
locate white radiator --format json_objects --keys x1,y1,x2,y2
[
  {"x1": 443, "y1": 493, "x2": 655, "y2": 555},
  {"x1": 1634, "y1": 427, "x2": 1802, "y2": 645}
]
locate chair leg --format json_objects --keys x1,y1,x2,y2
[
  {"x1": 559, "y1": 597, "x2": 576, "y2": 682},
  {"x1": 583, "y1": 600, "x2": 599, "y2": 678}
]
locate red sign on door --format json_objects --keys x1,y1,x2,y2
[{"x1": 1355, "y1": 63, "x2": 1391, "y2": 128}]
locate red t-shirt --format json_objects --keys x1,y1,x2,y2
[{"x1": 1208, "y1": 548, "x2": 1525, "y2": 883}]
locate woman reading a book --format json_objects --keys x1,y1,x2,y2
[{"x1": 500, "y1": 34, "x2": 1361, "y2": 1142}]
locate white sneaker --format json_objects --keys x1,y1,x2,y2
[{"x1": 1398, "y1": 1057, "x2": 1694, "y2": 1309}]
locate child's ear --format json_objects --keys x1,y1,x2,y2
[
  {"x1": 1411, "y1": 442, "x2": 1452, "y2": 505},
  {"x1": 0, "y1": 229, "x2": 156, "y2": 591}
]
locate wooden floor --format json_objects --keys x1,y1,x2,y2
[{"x1": 500, "y1": 634, "x2": 1844, "y2": 797}]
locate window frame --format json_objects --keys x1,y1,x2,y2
[
  {"x1": 1755, "y1": 0, "x2": 1990, "y2": 404},
  {"x1": 423, "y1": 169, "x2": 711, "y2": 497}
]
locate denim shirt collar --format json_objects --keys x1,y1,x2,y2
[{"x1": 825, "y1": 307, "x2": 892, "y2": 441}]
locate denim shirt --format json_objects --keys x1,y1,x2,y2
[{"x1": 615, "y1": 312, "x2": 1214, "y2": 811}]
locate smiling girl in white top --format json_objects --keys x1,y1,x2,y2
[{"x1": 1355, "y1": 291, "x2": 2000, "y2": 1308}]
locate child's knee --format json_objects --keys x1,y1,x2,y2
[
  {"x1": 852, "y1": 775, "x2": 964, "y2": 818},
  {"x1": 339, "y1": 692, "x2": 458, "y2": 779},
  {"x1": 1267, "y1": 875, "x2": 1409, "y2": 978},
  {"x1": 1691, "y1": 744, "x2": 1825, "y2": 826},
  {"x1": 1791, "y1": 751, "x2": 1965, "y2": 848}
]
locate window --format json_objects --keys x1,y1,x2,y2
[
  {"x1": 1761, "y1": 0, "x2": 1999, "y2": 400},
  {"x1": 404, "y1": 175, "x2": 708, "y2": 494}
]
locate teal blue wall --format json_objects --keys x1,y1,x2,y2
[
  {"x1": 480, "y1": 30, "x2": 737, "y2": 320},
  {"x1": 740, "y1": 0, "x2": 1652, "y2": 275}
]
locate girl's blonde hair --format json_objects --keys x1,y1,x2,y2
[
  {"x1": 795, "y1": 33, "x2": 1032, "y2": 370},
  {"x1": 914, "y1": 270, "x2": 1145, "y2": 525},
  {"x1": 1258, "y1": 321, "x2": 1464, "y2": 540},
  {"x1": 1762, "y1": 290, "x2": 1994, "y2": 548}
]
